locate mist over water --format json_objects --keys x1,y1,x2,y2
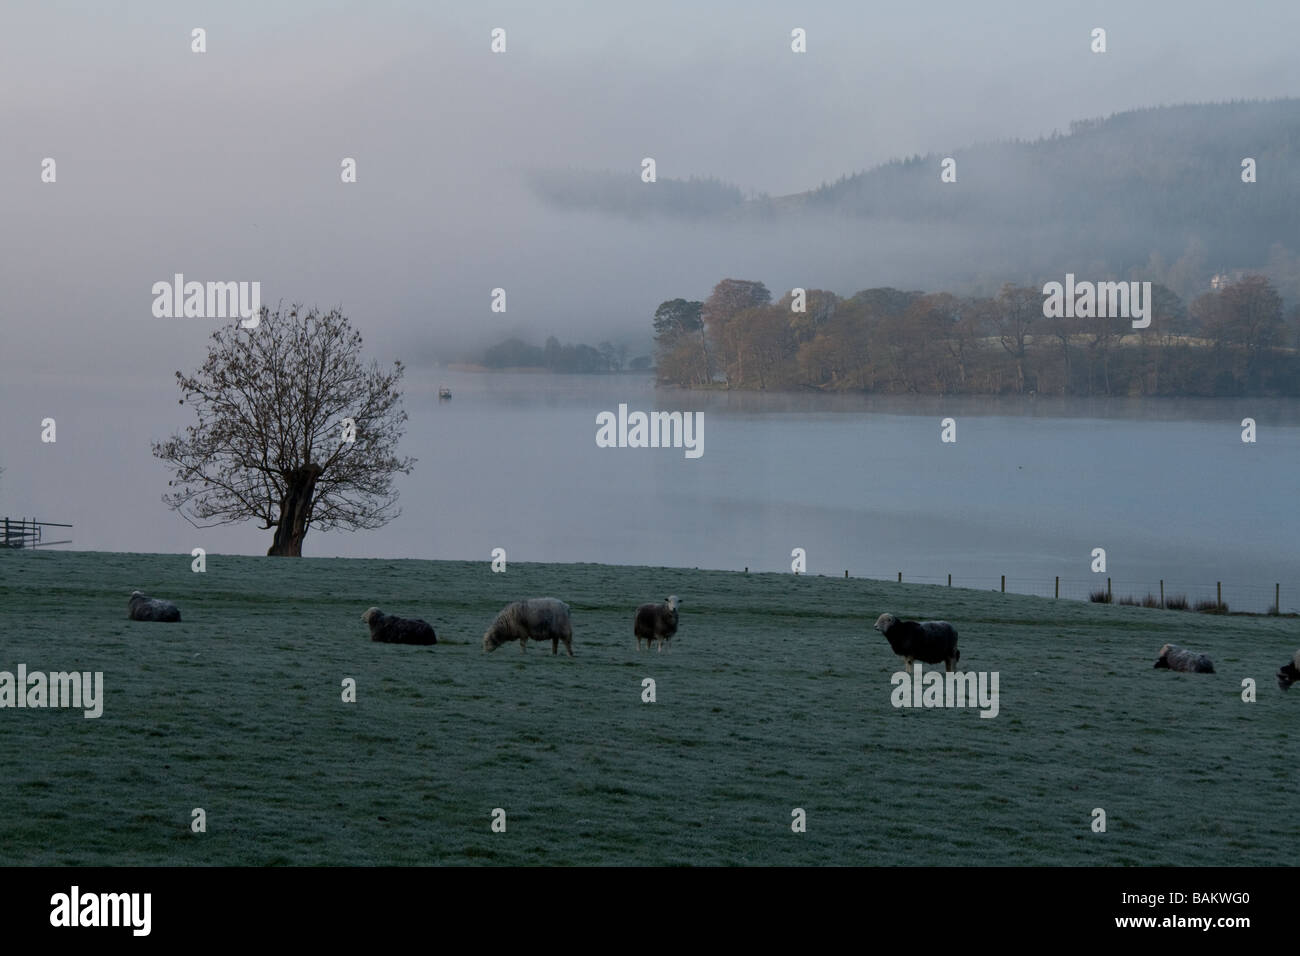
[{"x1": 4, "y1": 370, "x2": 1296, "y2": 611}]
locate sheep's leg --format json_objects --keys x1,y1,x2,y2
[
  {"x1": 565, "y1": 640, "x2": 574, "y2": 658},
  {"x1": 552, "y1": 637, "x2": 559, "y2": 655},
  {"x1": 903, "y1": 656, "x2": 913, "y2": 674}
]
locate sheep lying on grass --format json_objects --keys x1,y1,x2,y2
[
  {"x1": 635, "y1": 596, "x2": 680, "y2": 652},
  {"x1": 127, "y1": 590, "x2": 181, "y2": 622},
  {"x1": 873, "y1": 612, "x2": 959, "y2": 673},
  {"x1": 483, "y1": 598, "x2": 573, "y2": 656},
  {"x1": 361, "y1": 608, "x2": 437, "y2": 645},
  {"x1": 1277, "y1": 650, "x2": 1300, "y2": 691},
  {"x1": 1153, "y1": 643, "x2": 1215, "y2": 674}
]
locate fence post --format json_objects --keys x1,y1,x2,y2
[
  {"x1": 1001, "y1": 574, "x2": 1005, "y2": 593},
  {"x1": 1107, "y1": 577, "x2": 1111, "y2": 600},
  {"x1": 948, "y1": 573, "x2": 952, "y2": 587},
  {"x1": 844, "y1": 570, "x2": 848, "y2": 579},
  {"x1": 898, "y1": 572, "x2": 902, "y2": 583},
  {"x1": 1277, "y1": 583, "x2": 1281, "y2": 614},
  {"x1": 1217, "y1": 581, "x2": 1221, "y2": 607},
  {"x1": 1160, "y1": 580, "x2": 1164, "y2": 609},
  {"x1": 1055, "y1": 576, "x2": 1059, "y2": 599}
]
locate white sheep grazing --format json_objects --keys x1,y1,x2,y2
[
  {"x1": 483, "y1": 598, "x2": 574, "y2": 656},
  {"x1": 634, "y1": 596, "x2": 680, "y2": 652}
]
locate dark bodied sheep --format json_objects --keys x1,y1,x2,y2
[
  {"x1": 127, "y1": 590, "x2": 181, "y2": 623},
  {"x1": 873, "y1": 612, "x2": 959, "y2": 673},
  {"x1": 483, "y1": 598, "x2": 573, "y2": 656},
  {"x1": 1277, "y1": 650, "x2": 1300, "y2": 691},
  {"x1": 361, "y1": 607, "x2": 437, "y2": 645},
  {"x1": 1153, "y1": 643, "x2": 1215, "y2": 674},
  {"x1": 635, "y1": 596, "x2": 680, "y2": 652}
]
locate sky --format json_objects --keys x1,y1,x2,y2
[
  {"x1": 0, "y1": 0, "x2": 1297, "y2": 555},
  {"x1": 2, "y1": 0, "x2": 1297, "y2": 369}
]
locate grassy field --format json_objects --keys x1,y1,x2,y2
[{"x1": 1, "y1": 549, "x2": 1297, "y2": 866}]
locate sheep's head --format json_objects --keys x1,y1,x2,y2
[
  {"x1": 361, "y1": 607, "x2": 381, "y2": 625},
  {"x1": 1153, "y1": 643, "x2": 1174, "y2": 668},
  {"x1": 873, "y1": 613, "x2": 896, "y2": 633},
  {"x1": 665, "y1": 596, "x2": 680, "y2": 612},
  {"x1": 1277, "y1": 653, "x2": 1300, "y2": 691}
]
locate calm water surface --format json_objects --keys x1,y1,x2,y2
[{"x1": 2, "y1": 369, "x2": 1297, "y2": 609}]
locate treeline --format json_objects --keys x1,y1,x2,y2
[
  {"x1": 653, "y1": 274, "x2": 1300, "y2": 397},
  {"x1": 481, "y1": 336, "x2": 649, "y2": 373},
  {"x1": 528, "y1": 169, "x2": 749, "y2": 219}
]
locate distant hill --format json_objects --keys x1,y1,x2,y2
[
  {"x1": 527, "y1": 99, "x2": 1300, "y2": 290},
  {"x1": 789, "y1": 99, "x2": 1298, "y2": 269}
]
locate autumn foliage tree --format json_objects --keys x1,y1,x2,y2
[
  {"x1": 152, "y1": 304, "x2": 415, "y2": 556},
  {"x1": 654, "y1": 274, "x2": 1300, "y2": 397},
  {"x1": 702, "y1": 279, "x2": 771, "y2": 385}
]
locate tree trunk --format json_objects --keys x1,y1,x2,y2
[
  {"x1": 267, "y1": 464, "x2": 322, "y2": 557},
  {"x1": 697, "y1": 326, "x2": 712, "y2": 385}
]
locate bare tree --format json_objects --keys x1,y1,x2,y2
[{"x1": 152, "y1": 304, "x2": 415, "y2": 556}]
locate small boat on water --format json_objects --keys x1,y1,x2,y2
[{"x1": 438, "y1": 386, "x2": 452, "y2": 400}]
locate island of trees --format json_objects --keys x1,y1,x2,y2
[
  {"x1": 478, "y1": 335, "x2": 649, "y2": 373},
  {"x1": 652, "y1": 273, "x2": 1300, "y2": 397}
]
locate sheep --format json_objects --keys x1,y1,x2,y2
[
  {"x1": 1153, "y1": 643, "x2": 1215, "y2": 674},
  {"x1": 634, "y1": 596, "x2": 680, "y2": 652},
  {"x1": 361, "y1": 607, "x2": 437, "y2": 646},
  {"x1": 1276, "y1": 650, "x2": 1300, "y2": 691},
  {"x1": 483, "y1": 598, "x2": 573, "y2": 656},
  {"x1": 873, "y1": 612, "x2": 959, "y2": 673},
  {"x1": 127, "y1": 590, "x2": 181, "y2": 623}
]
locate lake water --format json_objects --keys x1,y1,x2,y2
[{"x1": 2, "y1": 369, "x2": 1298, "y2": 610}]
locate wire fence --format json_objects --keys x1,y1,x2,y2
[{"x1": 850, "y1": 570, "x2": 1298, "y2": 615}]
